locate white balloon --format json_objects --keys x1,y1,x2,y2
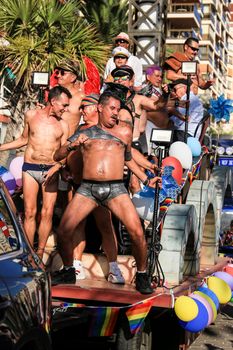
[
  {"x1": 132, "y1": 191, "x2": 154, "y2": 222},
  {"x1": 169, "y1": 141, "x2": 193, "y2": 169}
]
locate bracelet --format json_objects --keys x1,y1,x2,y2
[
  {"x1": 142, "y1": 177, "x2": 150, "y2": 186},
  {"x1": 67, "y1": 143, "x2": 76, "y2": 152}
]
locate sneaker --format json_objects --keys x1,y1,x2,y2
[
  {"x1": 135, "y1": 272, "x2": 154, "y2": 294},
  {"x1": 51, "y1": 267, "x2": 76, "y2": 285},
  {"x1": 108, "y1": 265, "x2": 125, "y2": 284},
  {"x1": 73, "y1": 260, "x2": 86, "y2": 280}
]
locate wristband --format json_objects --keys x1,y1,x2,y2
[{"x1": 142, "y1": 177, "x2": 150, "y2": 186}]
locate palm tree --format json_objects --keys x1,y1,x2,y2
[
  {"x1": 0, "y1": 0, "x2": 110, "y2": 90},
  {"x1": 81, "y1": 0, "x2": 129, "y2": 44},
  {"x1": 0, "y1": 0, "x2": 110, "y2": 165}
]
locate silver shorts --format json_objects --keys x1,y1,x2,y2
[{"x1": 76, "y1": 180, "x2": 127, "y2": 205}]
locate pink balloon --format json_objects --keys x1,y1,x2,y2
[
  {"x1": 190, "y1": 293, "x2": 214, "y2": 326},
  {"x1": 9, "y1": 156, "x2": 24, "y2": 187},
  {"x1": 212, "y1": 271, "x2": 233, "y2": 290}
]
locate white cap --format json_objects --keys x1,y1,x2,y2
[
  {"x1": 114, "y1": 32, "x2": 130, "y2": 43},
  {"x1": 112, "y1": 46, "x2": 131, "y2": 58}
]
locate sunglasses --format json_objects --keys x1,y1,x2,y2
[
  {"x1": 188, "y1": 45, "x2": 199, "y2": 52},
  {"x1": 116, "y1": 39, "x2": 128, "y2": 44},
  {"x1": 114, "y1": 55, "x2": 127, "y2": 60},
  {"x1": 55, "y1": 69, "x2": 70, "y2": 76},
  {"x1": 113, "y1": 75, "x2": 130, "y2": 81}
]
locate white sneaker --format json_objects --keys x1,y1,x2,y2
[
  {"x1": 73, "y1": 260, "x2": 86, "y2": 280},
  {"x1": 108, "y1": 265, "x2": 125, "y2": 284}
]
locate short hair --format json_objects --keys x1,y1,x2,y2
[
  {"x1": 98, "y1": 91, "x2": 122, "y2": 106},
  {"x1": 145, "y1": 65, "x2": 162, "y2": 76},
  {"x1": 184, "y1": 37, "x2": 199, "y2": 48},
  {"x1": 48, "y1": 86, "x2": 72, "y2": 102}
]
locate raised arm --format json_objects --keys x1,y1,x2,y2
[{"x1": 0, "y1": 111, "x2": 30, "y2": 151}]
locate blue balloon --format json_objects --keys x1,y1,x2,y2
[
  {"x1": 179, "y1": 299, "x2": 209, "y2": 333},
  {"x1": 187, "y1": 137, "x2": 202, "y2": 157},
  {"x1": 197, "y1": 286, "x2": 219, "y2": 310}
]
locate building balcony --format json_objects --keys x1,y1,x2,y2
[{"x1": 167, "y1": 4, "x2": 201, "y2": 29}]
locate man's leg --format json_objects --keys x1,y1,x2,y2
[
  {"x1": 57, "y1": 193, "x2": 98, "y2": 267},
  {"x1": 93, "y1": 206, "x2": 125, "y2": 284},
  {"x1": 22, "y1": 172, "x2": 40, "y2": 248},
  {"x1": 51, "y1": 193, "x2": 97, "y2": 284},
  {"x1": 37, "y1": 180, "x2": 58, "y2": 258},
  {"x1": 107, "y1": 194, "x2": 153, "y2": 294},
  {"x1": 73, "y1": 219, "x2": 87, "y2": 280}
]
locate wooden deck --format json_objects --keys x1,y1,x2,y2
[{"x1": 51, "y1": 255, "x2": 230, "y2": 308}]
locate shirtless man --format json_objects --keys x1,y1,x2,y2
[
  {"x1": 0, "y1": 86, "x2": 71, "y2": 258},
  {"x1": 55, "y1": 59, "x2": 85, "y2": 209},
  {"x1": 63, "y1": 94, "x2": 125, "y2": 283},
  {"x1": 56, "y1": 59, "x2": 85, "y2": 135},
  {"x1": 52, "y1": 92, "x2": 161, "y2": 294}
]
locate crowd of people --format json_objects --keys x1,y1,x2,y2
[{"x1": 0, "y1": 33, "x2": 214, "y2": 295}]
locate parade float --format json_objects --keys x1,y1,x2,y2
[{"x1": 41, "y1": 98, "x2": 233, "y2": 349}]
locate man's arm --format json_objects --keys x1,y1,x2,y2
[
  {"x1": 132, "y1": 148, "x2": 158, "y2": 171},
  {"x1": 166, "y1": 69, "x2": 186, "y2": 82},
  {"x1": 0, "y1": 112, "x2": 30, "y2": 151}
]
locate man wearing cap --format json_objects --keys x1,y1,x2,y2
[
  {"x1": 104, "y1": 32, "x2": 143, "y2": 91},
  {"x1": 170, "y1": 79, "x2": 204, "y2": 142},
  {"x1": 56, "y1": 59, "x2": 85, "y2": 136},
  {"x1": 104, "y1": 46, "x2": 131, "y2": 83},
  {"x1": 109, "y1": 65, "x2": 171, "y2": 152},
  {"x1": 55, "y1": 59, "x2": 86, "y2": 212},
  {"x1": 52, "y1": 92, "x2": 162, "y2": 294},
  {"x1": 0, "y1": 86, "x2": 71, "y2": 259}
]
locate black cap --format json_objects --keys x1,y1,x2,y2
[{"x1": 111, "y1": 65, "x2": 134, "y2": 79}]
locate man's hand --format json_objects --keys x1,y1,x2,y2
[
  {"x1": 148, "y1": 176, "x2": 162, "y2": 188},
  {"x1": 43, "y1": 164, "x2": 60, "y2": 185}
]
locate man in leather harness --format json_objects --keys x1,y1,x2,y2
[
  {"x1": 0, "y1": 86, "x2": 71, "y2": 258},
  {"x1": 52, "y1": 92, "x2": 161, "y2": 294}
]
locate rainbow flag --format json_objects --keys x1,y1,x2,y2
[
  {"x1": 126, "y1": 299, "x2": 153, "y2": 334},
  {"x1": 88, "y1": 307, "x2": 120, "y2": 337}
]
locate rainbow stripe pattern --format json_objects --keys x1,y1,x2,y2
[
  {"x1": 88, "y1": 307, "x2": 120, "y2": 337},
  {"x1": 126, "y1": 299, "x2": 153, "y2": 334}
]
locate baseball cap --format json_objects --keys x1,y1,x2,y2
[
  {"x1": 80, "y1": 94, "x2": 99, "y2": 108},
  {"x1": 114, "y1": 32, "x2": 130, "y2": 43},
  {"x1": 111, "y1": 65, "x2": 134, "y2": 79},
  {"x1": 112, "y1": 46, "x2": 130, "y2": 58},
  {"x1": 55, "y1": 59, "x2": 81, "y2": 79}
]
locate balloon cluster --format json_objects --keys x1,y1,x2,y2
[
  {"x1": 174, "y1": 265, "x2": 233, "y2": 333},
  {"x1": 132, "y1": 138, "x2": 202, "y2": 221},
  {"x1": 0, "y1": 156, "x2": 23, "y2": 195}
]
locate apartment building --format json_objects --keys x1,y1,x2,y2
[{"x1": 165, "y1": 0, "x2": 232, "y2": 98}]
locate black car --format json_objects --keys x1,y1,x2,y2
[{"x1": 0, "y1": 179, "x2": 52, "y2": 350}]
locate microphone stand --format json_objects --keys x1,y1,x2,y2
[
  {"x1": 147, "y1": 146, "x2": 165, "y2": 287},
  {"x1": 184, "y1": 74, "x2": 191, "y2": 143}
]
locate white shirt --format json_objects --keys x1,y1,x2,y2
[
  {"x1": 171, "y1": 92, "x2": 204, "y2": 139},
  {"x1": 104, "y1": 55, "x2": 143, "y2": 87}
]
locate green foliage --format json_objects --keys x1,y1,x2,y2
[
  {"x1": 0, "y1": 0, "x2": 110, "y2": 90},
  {"x1": 81, "y1": 0, "x2": 128, "y2": 44}
]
